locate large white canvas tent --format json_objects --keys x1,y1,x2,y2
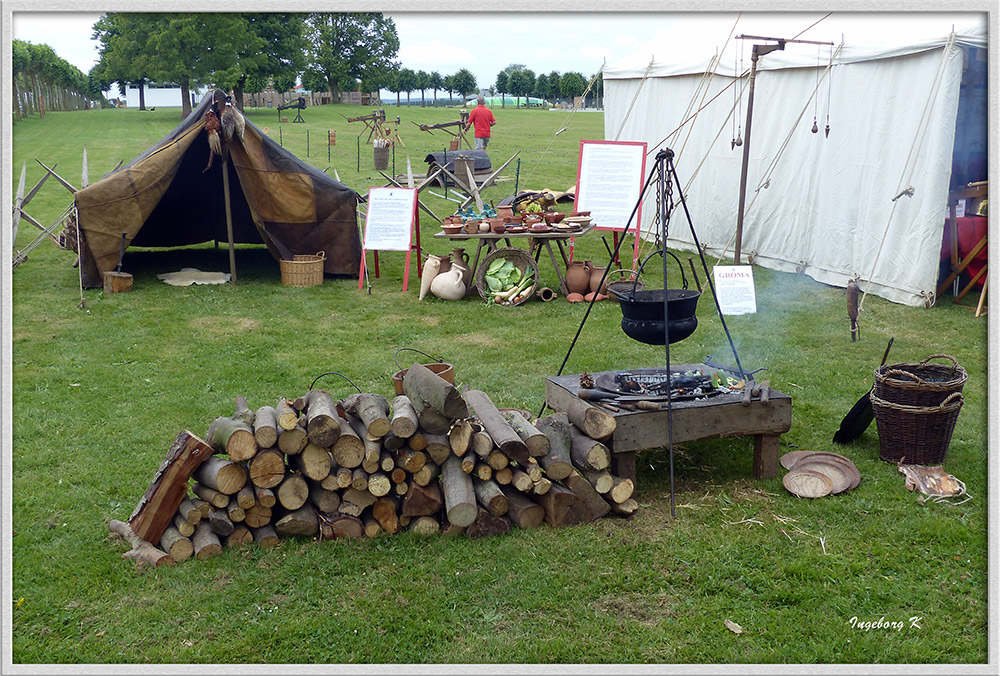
[{"x1": 603, "y1": 13, "x2": 988, "y2": 306}]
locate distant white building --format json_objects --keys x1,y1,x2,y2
[{"x1": 124, "y1": 83, "x2": 213, "y2": 108}]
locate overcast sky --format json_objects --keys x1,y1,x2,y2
[{"x1": 10, "y1": 11, "x2": 986, "y2": 99}]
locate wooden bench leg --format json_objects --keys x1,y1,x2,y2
[
  {"x1": 753, "y1": 434, "x2": 780, "y2": 479},
  {"x1": 611, "y1": 451, "x2": 637, "y2": 485}
]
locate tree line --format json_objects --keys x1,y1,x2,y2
[{"x1": 12, "y1": 39, "x2": 105, "y2": 119}]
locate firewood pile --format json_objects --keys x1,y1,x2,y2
[{"x1": 109, "y1": 363, "x2": 635, "y2": 567}]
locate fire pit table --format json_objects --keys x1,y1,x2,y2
[{"x1": 545, "y1": 364, "x2": 792, "y2": 484}]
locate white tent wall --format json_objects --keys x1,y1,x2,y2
[{"x1": 605, "y1": 39, "x2": 968, "y2": 306}]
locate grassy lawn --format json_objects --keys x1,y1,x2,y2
[{"x1": 7, "y1": 102, "x2": 990, "y2": 666}]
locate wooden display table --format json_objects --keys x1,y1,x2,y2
[{"x1": 545, "y1": 365, "x2": 792, "y2": 484}]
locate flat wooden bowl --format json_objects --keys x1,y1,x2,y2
[
  {"x1": 783, "y1": 469, "x2": 833, "y2": 498},
  {"x1": 780, "y1": 450, "x2": 816, "y2": 470},
  {"x1": 789, "y1": 452, "x2": 861, "y2": 491},
  {"x1": 792, "y1": 459, "x2": 853, "y2": 494}
]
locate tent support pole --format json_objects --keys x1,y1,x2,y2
[{"x1": 222, "y1": 152, "x2": 237, "y2": 285}]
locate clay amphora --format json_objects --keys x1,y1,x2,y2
[
  {"x1": 451, "y1": 248, "x2": 473, "y2": 291},
  {"x1": 431, "y1": 253, "x2": 451, "y2": 274},
  {"x1": 419, "y1": 256, "x2": 442, "y2": 301},
  {"x1": 589, "y1": 264, "x2": 608, "y2": 294},
  {"x1": 430, "y1": 267, "x2": 467, "y2": 300},
  {"x1": 565, "y1": 260, "x2": 592, "y2": 295}
]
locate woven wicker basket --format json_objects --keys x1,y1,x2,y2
[
  {"x1": 477, "y1": 247, "x2": 538, "y2": 306},
  {"x1": 874, "y1": 354, "x2": 967, "y2": 407},
  {"x1": 871, "y1": 391, "x2": 963, "y2": 465},
  {"x1": 280, "y1": 251, "x2": 326, "y2": 287}
]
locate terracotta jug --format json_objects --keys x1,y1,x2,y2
[
  {"x1": 451, "y1": 248, "x2": 473, "y2": 292},
  {"x1": 431, "y1": 253, "x2": 451, "y2": 274},
  {"x1": 565, "y1": 260, "x2": 592, "y2": 295},
  {"x1": 589, "y1": 264, "x2": 608, "y2": 295}
]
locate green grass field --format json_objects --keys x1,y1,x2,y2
[{"x1": 8, "y1": 102, "x2": 989, "y2": 666}]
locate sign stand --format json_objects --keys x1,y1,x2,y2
[{"x1": 359, "y1": 187, "x2": 419, "y2": 292}]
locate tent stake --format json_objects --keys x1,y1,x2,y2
[{"x1": 221, "y1": 152, "x2": 237, "y2": 285}]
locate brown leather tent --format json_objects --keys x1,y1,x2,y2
[{"x1": 75, "y1": 89, "x2": 361, "y2": 287}]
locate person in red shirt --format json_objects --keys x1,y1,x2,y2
[{"x1": 465, "y1": 95, "x2": 496, "y2": 149}]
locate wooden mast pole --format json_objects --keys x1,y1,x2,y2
[{"x1": 221, "y1": 147, "x2": 237, "y2": 285}]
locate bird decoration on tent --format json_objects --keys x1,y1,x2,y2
[
  {"x1": 220, "y1": 95, "x2": 245, "y2": 144},
  {"x1": 202, "y1": 109, "x2": 222, "y2": 173},
  {"x1": 846, "y1": 278, "x2": 860, "y2": 341}
]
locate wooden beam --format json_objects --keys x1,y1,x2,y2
[
  {"x1": 34, "y1": 159, "x2": 77, "y2": 194},
  {"x1": 12, "y1": 162, "x2": 26, "y2": 243},
  {"x1": 81, "y1": 144, "x2": 89, "y2": 188},
  {"x1": 936, "y1": 235, "x2": 987, "y2": 299},
  {"x1": 221, "y1": 151, "x2": 237, "y2": 284}
]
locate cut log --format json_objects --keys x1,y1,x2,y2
[
  {"x1": 498, "y1": 485, "x2": 545, "y2": 529},
  {"x1": 494, "y1": 467, "x2": 513, "y2": 485},
  {"x1": 402, "y1": 362, "x2": 469, "y2": 420},
  {"x1": 208, "y1": 505, "x2": 235, "y2": 536},
  {"x1": 474, "y1": 463, "x2": 493, "y2": 482},
  {"x1": 190, "y1": 497, "x2": 212, "y2": 518},
  {"x1": 341, "y1": 393, "x2": 391, "y2": 439},
  {"x1": 340, "y1": 487, "x2": 377, "y2": 516},
  {"x1": 159, "y1": 526, "x2": 194, "y2": 562},
  {"x1": 500, "y1": 411, "x2": 550, "y2": 457},
  {"x1": 173, "y1": 513, "x2": 195, "y2": 537},
  {"x1": 397, "y1": 448, "x2": 427, "y2": 473},
  {"x1": 563, "y1": 471, "x2": 611, "y2": 520},
  {"x1": 583, "y1": 470, "x2": 614, "y2": 494},
  {"x1": 401, "y1": 480, "x2": 443, "y2": 517},
  {"x1": 372, "y1": 496, "x2": 401, "y2": 534},
  {"x1": 362, "y1": 512, "x2": 383, "y2": 538},
  {"x1": 361, "y1": 454, "x2": 379, "y2": 475},
  {"x1": 535, "y1": 413, "x2": 575, "y2": 481},
  {"x1": 537, "y1": 482, "x2": 590, "y2": 527},
  {"x1": 336, "y1": 466, "x2": 354, "y2": 489},
  {"x1": 227, "y1": 499, "x2": 245, "y2": 523},
  {"x1": 409, "y1": 516, "x2": 441, "y2": 535},
  {"x1": 449, "y1": 419, "x2": 473, "y2": 456},
  {"x1": 398, "y1": 515, "x2": 411, "y2": 528},
  {"x1": 471, "y1": 430, "x2": 494, "y2": 457},
  {"x1": 564, "y1": 397, "x2": 616, "y2": 441},
  {"x1": 407, "y1": 431, "x2": 428, "y2": 451},
  {"x1": 524, "y1": 458, "x2": 543, "y2": 483},
  {"x1": 252, "y1": 405, "x2": 278, "y2": 448},
  {"x1": 243, "y1": 503, "x2": 272, "y2": 528},
  {"x1": 251, "y1": 524, "x2": 280, "y2": 548},
  {"x1": 320, "y1": 473, "x2": 339, "y2": 491},
  {"x1": 178, "y1": 497, "x2": 203, "y2": 524},
  {"x1": 194, "y1": 455, "x2": 248, "y2": 495},
  {"x1": 331, "y1": 417, "x2": 365, "y2": 468},
  {"x1": 473, "y1": 478, "x2": 509, "y2": 516},
  {"x1": 192, "y1": 521, "x2": 222, "y2": 560},
  {"x1": 255, "y1": 487, "x2": 276, "y2": 508},
  {"x1": 569, "y1": 427, "x2": 611, "y2": 472},
  {"x1": 379, "y1": 451, "x2": 396, "y2": 473},
  {"x1": 389, "y1": 395, "x2": 419, "y2": 438},
  {"x1": 276, "y1": 472, "x2": 309, "y2": 511},
  {"x1": 608, "y1": 476, "x2": 635, "y2": 504},
  {"x1": 383, "y1": 431, "x2": 406, "y2": 451},
  {"x1": 326, "y1": 513, "x2": 364, "y2": 539},
  {"x1": 424, "y1": 434, "x2": 452, "y2": 465},
  {"x1": 486, "y1": 450, "x2": 510, "y2": 471},
  {"x1": 460, "y1": 454, "x2": 476, "y2": 474},
  {"x1": 511, "y1": 469, "x2": 533, "y2": 492},
  {"x1": 531, "y1": 477, "x2": 552, "y2": 495},
  {"x1": 274, "y1": 504, "x2": 318, "y2": 538},
  {"x1": 298, "y1": 389, "x2": 342, "y2": 447},
  {"x1": 395, "y1": 481, "x2": 409, "y2": 496},
  {"x1": 191, "y1": 482, "x2": 230, "y2": 509},
  {"x1": 235, "y1": 485, "x2": 256, "y2": 510},
  {"x1": 108, "y1": 519, "x2": 174, "y2": 568},
  {"x1": 275, "y1": 397, "x2": 299, "y2": 431},
  {"x1": 249, "y1": 449, "x2": 286, "y2": 489},
  {"x1": 351, "y1": 468, "x2": 369, "y2": 492},
  {"x1": 412, "y1": 462, "x2": 438, "y2": 487},
  {"x1": 441, "y1": 455, "x2": 478, "y2": 527},
  {"x1": 292, "y1": 443, "x2": 333, "y2": 481},
  {"x1": 608, "y1": 497, "x2": 639, "y2": 517},
  {"x1": 463, "y1": 390, "x2": 530, "y2": 464},
  {"x1": 277, "y1": 424, "x2": 309, "y2": 455},
  {"x1": 367, "y1": 472, "x2": 392, "y2": 497},
  {"x1": 351, "y1": 418, "x2": 382, "y2": 473},
  {"x1": 127, "y1": 430, "x2": 213, "y2": 544},
  {"x1": 390, "y1": 467, "x2": 408, "y2": 485},
  {"x1": 440, "y1": 520, "x2": 467, "y2": 536},
  {"x1": 226, "y1": 526, "x2": 253, "y2": 547},
  {"x1": 206, "y1": 416, "x2": 258, "y2": 462},
  {"x1": 233, "y1": 396, "x2": 255, "y2": 426},
  {"x1": 465, "y1": 507, "x2": 511, "y2": 539},
  {"x1": 309, "y1": 483, "x2": 342, "y2": 513},
  {"x1": 406, "y1": 387, "x2": 452, "y2": 435}
]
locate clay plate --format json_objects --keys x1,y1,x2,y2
[{"x1": 783, "y1": 469, "x2": 834, "y2": 498}]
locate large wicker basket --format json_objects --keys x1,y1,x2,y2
[
  {"x1": 280, "y1": 251, "x2": 326, "y2": 287},
  {"x1": 477, "y1": 247, "x2": 539, "y2": 306},
  {"x1": 871, "y1": 391, "x2": 963, "y2": 465},
  {"x1": 874, "y1": 354, "x2": 967, "y2": 407}
]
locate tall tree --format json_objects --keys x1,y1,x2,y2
[
  {"x1": 533, "y1": 72, "x2": 549, "y2": 101},
  {"x1": 428, "y1": 71, "x2": 444, "y2": 106},
  {"x1": 304, "y1": 13, "x2": 399, "y2": 102},
  {"x1": 560, "y1": 71, "x2": 587, "y2": 104},
  {"x1": 222, "y1": 14, "x2": 307, "y2": 112},
  {"x1": 396, "y1": 68, "x2": 417, "y2": 106},
  {"x1": 548, "y1": 70, "x2": 561, "y2": 104},
  {"x1": 92, "y1": 13, "x2": 157, "y2": 110},
  {"x1": 451, "y1": 68, "x2": 477, "y2": 101},
  {"x1": 443, "y1": 74, "x2": 455, "y2": 104},
  {"x1": 415, "y1": 70, "x2": 431, "y2": 106},
  {"x1": 507, "y1": 68, "x2": 535, "y2": 106},
  {"x1": 494, "y1": 70, "x2": 508, "y2": 108}
]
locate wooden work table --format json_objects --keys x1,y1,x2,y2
[{"x1": 545, "y1": 365, "x2": 793, "y2": 484}]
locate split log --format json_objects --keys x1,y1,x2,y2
[
  {"x1": 441, "y1": 455, "x2": 478, "y2": 527},
  {"x1": 194, "y1": 455, "x2": 248, "y2": 495},
  {"x1": 569, "y1": 427, "x2": 611, "y2": 472},
  {"x1": 389, "y1": 395, "x2": 419, "y2": 438},
  {"x1": 362, "y1": 512, "x2": 383, "y2": 538},
  {"x1": 474, "y1": 463, "x2": 493, "y2": 482},
  {"x1": 233, "y1": 396, "x2": 255, "y2": 426},
  {"x1": 409, "y1": 516, "x2": 441, "y2": 535},
  {"x1": 563, "y1": 471, "x2": 611, "y2": 520},
  {"x1": 511, "y1": 469, "x2": 533, "y2": 493},
  {"x1": 191, "y1": 482, "x2": 230, "y2": 509},
  {"x1": 473, "y1": 478, "x2": 509, "y2": 516},
  {"x1": 583, "y1": 470, "x2": 614, "y2": 494},
  {"x1": 531, "y1": 477, "x2": 552, "y2": 495},
  {"x1": 235, "y1": 485, "x2": 256, "y2": 510},
  {"x1": 251, "y1": 525, "x2": 281, "y2": 548},
  {"x1": 227, "y1": 526, "x2": 253, "y2": 547},
  {"x1": 276, "y1": 472, "x2": 309, "y2": 511},
  {"x1": 192, "y1": 521, "x2": 223, "y2": 560},
  {"x1": 309, "y1": 483, "x2": 342, "y2": 513},
  {"x1": 243, "y1": 503, "x2": 272, "y2": 528},
  {"x1": 524, "y1": 459, "x2": 543, "y2": 483},
  {"x1": 608, "y1": 497, "x2": 639, "y2": 516},
  {"x1": 351, "y1": 468, "x2": 369, "y2": 492},
  {"x1": 274, "y1": 504, "x2": 318, "y2": 538},
  {"x1": 535, "y1": 413, "x2": 575, "y2": 481},
  {"x1": 206, "y1": 416, "x2": 258, "y2": 462},
  {"x1": 340, "y1": 488, "x2": 377, "y2": 517},
  {"x1": 397, "y1": 448, "x2": 427, "y2": 473},
  {"x1": 336, "y1": 466, "x2": 354, "y2": 489},
  {"x1": 402, "y1": 361, "x2": 469, "y2": 420},
  {"x1": 390, "y1": 467, "x2": 408, "y2": 485},
  {"x1": 463, "y1": 390, "x2": 530, "y2": 464},
  {"x1": 277, "y1": 423, "x2": 309, "y2": 455},
  {"x1": 297, "y1": 389, "x2": 341, "y2": 447},
  {"x1": 494, "y1": 467, "x2": 513, "y2": 485},
  {"x1": 173, "y1": 513, "x2": 195, "y2": 538},
  {"x1": 465, "y1": 507, "x2": 511, "y2": 539},
  {"x1": 460, "y1": 454, "x2": 476, "y2": 474},
  {"x1": 608, "y1": 476, "x2": 635, "y2": 504},
  {"x1": 407, "y1": 431, "x2": 428, "y2": 451},
  {"x1": 537, "y1": 483, "x2": 590, "y2": 527},
  {"x1": 252, "y1": 405, "x2": 278, "y2": 448},
  {"x1": 159, "y1": 525, "x2": 194, "y2": 562},
  {"x1": 372, "y1": 496, "x2": 401, "y2": 534},
  {"x1": 401, "y1": 480, "x2": 443, "y2": 518},
  {"x1": 249, "y1": 449, "x2": 286, "y2": 489},
  {"x1": 471, "y1": 430, "x2": 494, "y2": 458},
  {"x1": 412, "y1": 462, "x2": 438, "y2": 487},
  {"x1": 341, "y1": 393, "x2": 391, "y2": 439},
  {"x1": 255, "y1": 487, "x2": 276, "y2": 508},
  {"x1": 498, "y1": 485, "x2": 545, "y2": 529},
  {"x1": 292, "y1": 443, "x2": 333, "y2": 481},
  {"x1": 486, "y1": 450, "x2": 510, "y2": 471},
  {"x1": 424, "y1": 434, "x2": 452, "y2": 465},
  {"x1": 500, "y1": 411, "x2": 550, "y2": 457},
  {"x1": 383, "y1": 431, "x2": 406, "y2": 451},
  {"x1": 406, "y1": 387, "x2": 452, "y2": 435},
  {"x1": 449, "y1": 419, "x2": 473, "y2": 456},
  {"x1": 208, "y1": 506, "x2": 235, "y2": 536},
  {"x1": 326, "y1": 513, "x2": 364, "y2": 538},
  {"x1": 379, "y1": 451, "x2": 396, "y2": 473},
  {"x1": 127, "y1": 430, "x2": 213, "y2": 544},
  {"x1": 178, "y1": 497, "x2": 203, "y2": 524},
  {"x1": 564, "y1": 397, "x2": 616, "y2": 441},
  {"x1": 227, "y1": 499, "x2": 245, "y2": 523},
  {"x1": 108, "y1": 519, "x2": 174, "y2": 568},
  {"x1": 331, "y1": 417, "x2": 365, "y2": 468},
  {"x1": 275, "y1": 397, "x2": 299, "y2": 431},
  {"x1": 367, "y1": 472, "x2": 392, "y2": 497}
]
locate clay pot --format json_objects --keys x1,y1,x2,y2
[
  {"x1": 491, "y1": 220, "x2": 506, "y2": 234},
  {"x1": 496, "y1": 204, "x2": 515, "y2": 219},
  {"x1": 451, "y1": 248, "x2": 473, "y2": 291},
  {"x1": 589, "y1": 264, "x2": 608, "y2": 295},
  {"x1": 464, "y1": 220, "x2": 480, "y2": 234},
  {"x1": 419, "y1": 256, "x2": 442, "y2": 300},
  {"x1": 430, "y1": 253, "x2": 451, "y2": 274},
  {"x1": 565, "y1": 260, "x2": 592, "y2": 295},
  {"x1": 544, "y1": 212, "x2": 565, "y2": 224},
  {"x1": 430, "y1": 267, "x2": 467, "y2": 300}
]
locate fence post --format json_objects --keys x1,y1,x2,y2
[{"x1": 306, "y1": 129, "x2": 310, "y2": 157}]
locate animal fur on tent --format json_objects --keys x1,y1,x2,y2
[{"x1": 74, "y1": 89, "x2": 362, "y2": 287}]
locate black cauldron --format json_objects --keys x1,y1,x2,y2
[{"x1": 610, "y1": 250, "x2": 701, "y2": 345}]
